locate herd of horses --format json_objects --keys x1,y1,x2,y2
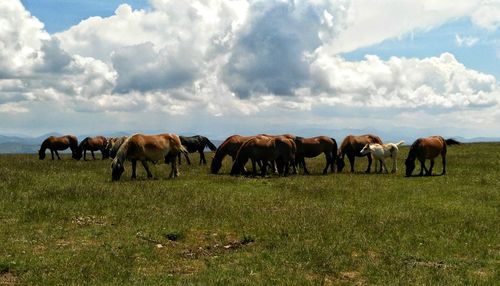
[{"x1": 38, "y1": 133, "x2": 461, "y2": 181}]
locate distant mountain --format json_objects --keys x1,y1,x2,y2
[{"x1": 0, "y1": 131, "x2": 498, "y2": 153}]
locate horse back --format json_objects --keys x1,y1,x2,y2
[
  {"x1": 340, "y1": 134, "x2": 382, "y2": 156},
  {"x1": 413, "y1": 136, "x2": 446, "y2": 160}
]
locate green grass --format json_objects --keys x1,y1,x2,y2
[{"x1": 0, "y1": 143, "x2": 499, "y2": 285}]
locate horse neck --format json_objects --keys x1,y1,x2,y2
[
  {"x1": 115, "y1": 138, "x2": 130, "y2": 164},
  {"x1": 40, "y1": 140, "x2": 49, "y2": 152},
  {"x1": 212, "y1": 143, "x2": 228, "y2": 166},
  {"x1": 407, "y1": 141, "x2": 420, "y2": 160}
]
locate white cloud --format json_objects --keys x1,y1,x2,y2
[
  {"x1": 455, "y1": 34, "x2": 479, "y2": 47},
  {"x1": 1, "y1": 0, "x2": 500, "y2": 137},
  {"x1": 309, "y1": 52, "x2": 498, "y2": 109},
  {"x1": 471, "y1": 0, "x2": 500, "y2": 30}
]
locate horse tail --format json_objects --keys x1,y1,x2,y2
[
  {"x1": 205, "y1": 138, "x2": 217, "y2": 151},
  {"x1": 180, "y1": 144, "x2": 188, "y2": 155},
  {"x1": 395, "y1": 140, "x2": 405, "y2": 147},
  {"x1": 445, "y1": 138, "x2": 461, "y2": 146},
  {"x1": 330, "y1": 137, "x2": 339, "y2": 164}
]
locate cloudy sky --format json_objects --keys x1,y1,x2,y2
[{"x1": 1, "y1": 0, "x2": 499, "y2": 139}]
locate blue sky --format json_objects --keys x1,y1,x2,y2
[
  {"x1": 2, "y1": 1, "x2": 500, "y2": 138},
  {"x1": 343, "y1": 18, "x2": 500, "y2": 79},
  {"x1": 22, "y1": 0, "x2": 150, "y2": 33}
]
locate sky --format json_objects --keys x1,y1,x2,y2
[{"x1": 1, "y1": 0, "x2": 499, "y2": 139}]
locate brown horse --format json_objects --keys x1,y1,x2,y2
[
  {"x1": 337, "y1": 134, "x2": 383, "y2": 173},
  {"x1": 295, "y1": 136, "x2": 338, "y2": 174},
  {"x1": 38, "y1": 135, "x2": 79, "y2": 160},
  {"x1": 76, "y1": 136, "x2": 109, "y2": 160},
  {"x1": 405, "y1": 136, "x2": 460, "y2": 177},
  {"x1": 111, "y1": 133, "x2": 186, "y2": 181},
  {"x1": 230, "y1": 136, "x2": 296, "y2": 177},
  {"x1": 211, "y1": 135, "x2": 255, "y2": 174}
]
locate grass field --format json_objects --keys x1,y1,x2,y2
[{"x1": 0, "y1": 143, "x2": 499, "y2": 285}]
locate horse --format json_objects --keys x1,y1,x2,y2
[
  {"x1": 105, "y1": 136, "x2": 128, "y2": 159},
  {"x1": 337, "y1": 134, "x2": 383, "y2": 173},
  {"x1": 404, "y1": 136, "x2": 460, "y2": 177},
  {"x1": 38, "y1": 135, "x2": 79, "y2": 160},
  {"x1": 230, "y1": 136, "x2": 296, "y2": 177},
  {"x1": 177, "y1": 135, "x2": 218, "y2": 165},
  {"x1": 360, "y1": 141, "x2": 404, "y2": 174},
  {"x1": 294, "y1": 136, "x2": 338, "y2": 175},
  {"x1": 76, "y1": 136, "x2": 109, "y2": 160},
  {"x1": 111, "y1": 133, "x2": 186, "y2": 181},
  {"x1": 211, "y1": 135, "x2": 255, "y2": 174}
]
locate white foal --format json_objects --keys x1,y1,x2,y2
[{"x1": 360, "y1": 141, "x2": 404, "y2": 173}]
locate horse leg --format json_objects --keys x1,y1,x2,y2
[
  {"x1": 200, "y1": 151, "x2": 206, "y2": 165},
  {"x1": 131, "y1": 160, "x2": 137, "y2": 179},
  {"x1": 382, "y1": 159, "x2": 389, "y2": 174},
  {"x1": 184, "y1": 152, "x2": 191, "y2": 165},
  {"x1": 441, "y1": 155, "x2": 446, "y2": 175},
  {"x1": 83, "y1": 150, "x2": 87, "y2": 161},
  {"x1": 55, "y1": 150, "x2": 61, "y2": 160},
  {"x1": 427, "y1": 159, "x2": 435, "y2": 176},
  {"x1": 418, "y1": 159, "x2": 426, "y2": 176},
  {"x1": 260, "y1": 161, "x2": 267, "y2": 177},
  {"x1": 391, "y1": 154, "x2": 397, "y2": 173},
  {"x1": 141, "y1": 160, "x2": 153, "y2": 178},
  {"x1": 301, "y1": 158, "x2": 310, "y2": 175},
  {"x1": 348, "y1": 154, "x2": 356, "y2": 172},
  {"x1": 251, "y1": 159, "x2": 257, "y2": 176},
  {"x1": 91, "y1": 150, "x2": 96, "y2": 160},
  {"x1": 169, "y1": 159, "x2": 179, "y2": 178},
  {"x1": 322, "y1": 154, "x2": 331, "y2": 175},
  {"x1": 365, "y1": 154, "x2": 372, "y2": 173},
  {"x1": 50, "y1": 150, "x2": 55, "y2": 160}
]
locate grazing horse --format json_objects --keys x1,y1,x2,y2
[
  {"x1": 111, "y1": 133, "x2": 186, "y2": 181},
  {"x1": 230, "y1": 136, "x2": 296, "y2": 177},
  {"x1": 405, "y1": 136, "x2": 460, "y2": 177},
  {"x1": 76, "y1": 136, "x2": 109, "y2": 160},
  {"x1": 337, "y1": 134, "x2": 383, "y2": 173},
  {"x1": 38, "y1": 135, "x2": 79, "y2": 160},
  {"x1": 360, "y1": 141, "x2": 404, "y2": 174},
  {"x1": 178, "y1": 135, "x2": 218, "y2": 165},
  {"x1": 294, "y1": 136, "x2": 338, "y2": 175},
  {"x1": 211, "y1": 135, "x2": 255, "y2": 174}
]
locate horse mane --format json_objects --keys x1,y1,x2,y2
[
  {"x1": 445, "y1": 138, "x2": 461, "y2": 146},
  {"x1": 407, "y1": 138, "x2": 422, "y2": 160},
  {"x1": 113, "y1": 135, "x2": 135, "y2": 165},
  {"x1": 230, "y1": 137, "x2": 255, "y2": 174}
]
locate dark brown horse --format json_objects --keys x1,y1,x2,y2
[
  {"x1": 405, "y1": 136, "x2": 460, "y2": 177},
  {"x1": 337, "y1": 134, "x2": 383, "y2": 173},
  {"x1": 211, "y1": 135, "x2": 255, "y2": 174},
  {"x1": 76, "y1": 136, "x2": 109, "y2": 160},
  {"x1": 230, "y1": 136, "x2": 296, "y2": 177},
  {"x1": 294, "y1": 136, "x2": 338, "y2": 174},
  {"x1": 111, "y1": 133, "x2": 186, "y2": 181},
  {"x1": 178, "y1": 135, "x2": 218, "y2": 165},
  {"x1": 38, "y1": 135, "x2": 79, "y2": 160}
]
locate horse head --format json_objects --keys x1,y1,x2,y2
[
  {"x1": 404, "y1": 158, "x2": 415, "y2": 177},
  {"x1": 336, "y1": 153, "x2": 345, "y2": 172},
  {"x1": 38, "y1": 149, "x2": 46, "y2": 160},
  {"x1": 360, "y1": 144, "x2": 371, "y2": 155},
  {"x1": 72, "y1": 146, "x2": 83, "y2": 160},
  {"x1": 111, "y1": 159, "x2": 125, "y2": 181}
]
